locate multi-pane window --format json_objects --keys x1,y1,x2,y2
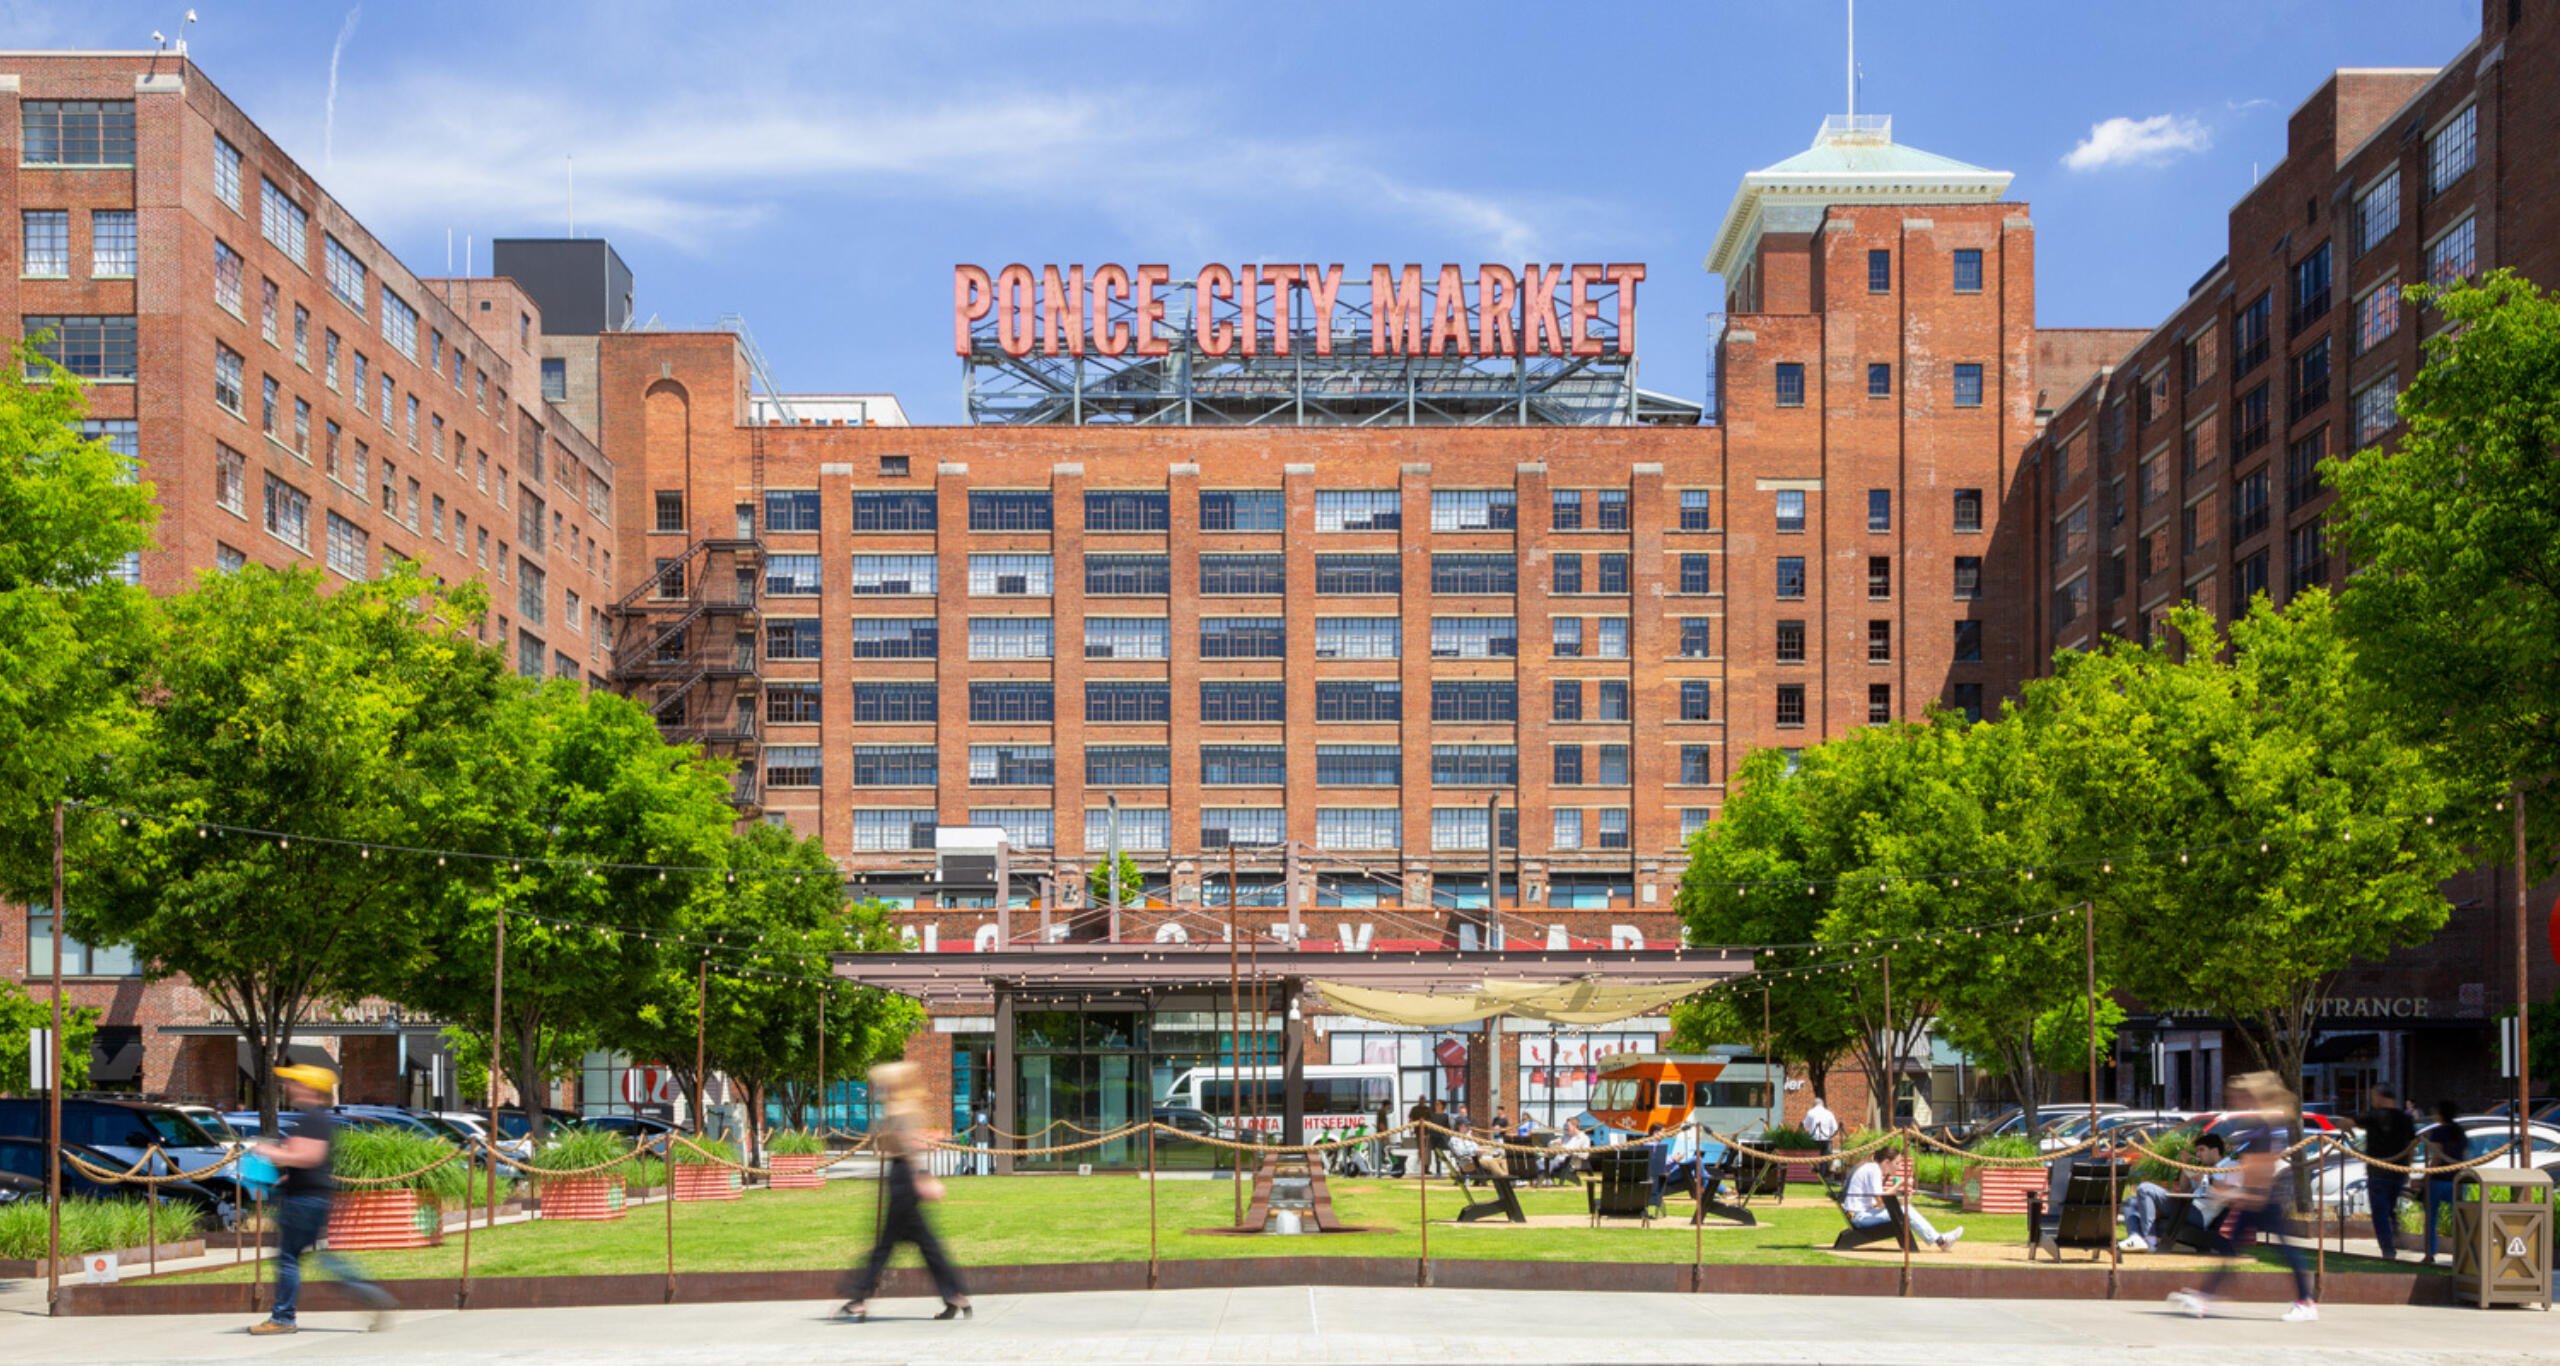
[
  {"x1": 1679, "y1": 618, "x2": 1712, "y2": 658},
  {"x1": 2139, "y1": 455, "x2": 2167, "y2": 508},
  {"x1": 1085, "y1": 489, "x2": 1169, "y2": 531},
  {"x1": 2355, "y1": 173, "x2": 2400, "y2": 255},
  {"x1": 325, "y1": 511, "x2": 368, "y2": 579},
  {"x1": 1319, "y1": 680, "x2": 1402, "y2": 721},
  {"x1": 1432, "y1": 743, "x2": 1517, "y2": 786},
  {"x1": 852, "y1": 745, "x2": 939, "y2": 787},
  {"x1": 2286, "y1": 426, "x2": 2331, "y2": 509},
  {"x1": 852, "y1": 809, "x2": 936, "y2": 851},
  {"x1": 1086, "y1": 682, "x2": 1172, "y2": 723},
  {"x1": 1431, "y1": 553, "x2": 1516, "y2": 594},
  {"x1": 1433, "y1": 680, "x2": 1516, "y2": 722},
  {"x1": 1595, "y1": 618, "x2": 1629, "y2": 658},
  {"x1": 217, "y1": 544, "x2": 246, "y2": 573},
  {"x1": 1867, "y1": 489, "x2": 1892, "y2": 533},
  {"x1": 2234, "y1": 291, "x2": 2271, "y2": 375},
  {"x1": 850, "y1": 617, "x2": 938, "y2": 659},
  {"x1": 1776, "y1": 619, "x2": 1806, "y2": 662},
  {"x1": 1087, "y1": 745, "x2": 1171, "y2": 785},
  {"x1": 540, "y1": 357, "x2": 567, "y2": 402},
  {"x1": 213, "y1": 134, "x2": 243, "y2": 207},
  {"x1": 2428, "y1": 216, "x2": 2477, "y2": 287},
  {"x1": 764, "y1": 618, "x2": 823, "y2": 661},
  {"x1": 1775, "y1": 556, "x2": 1806, "y2": 599},
  {"x1": 1314, "y1": 489, "x2": 1399, "y2": 531},
  {"x1": 1315, "y1": 553, "x2": 1399, "y2": 595},
  {"x1": 1552, "y1": 555, "x2": 1584, "y2": 595},
  {"x1": 2236, "y1": 550, "x2": 2270, "y2": 606},
  {"x1": 210, "y1": 238, "x2": 251, "y2": 311},
  {"x1": 27, "y1": 316, "x2": 138, "y2": 381},
  {"x1": 380, "y1": 289, "x2": 419, "y2": 358},
  {"x1": 2354, "y1": 277, "x2": 2401, "y2": 356},
  {"x1": 853, "y1": 489, "x2": 938, "y2": 530},
  {"x1": 968, "y1": 553, "x2": 1055, "y2": 595},
  {"x1": 1868, "y1": 248, "x2": 1891, "y2": 292},
  {"x1": 2234, "y1": 382, "x2": 2270, "y2": 458},
  {"x1": 1315, "y1": 617, "x2": 1399, "y2": 659},
  {"x1": 2054, "y1": 503, "x2": 2090, "y2": 565},
  {"x1": 1552, "y1": 617, "x2": 1583, "y2": 658},
  {"x1": 1551, "y1": 489, "x2": 1584, "y2": 530},
  {"x1": 1430, "y1": 489, "x2": 1516, "y2": 532},
  {"x1": 1201, "y1": 746, "x2": 1285, "y2": 786},
  {"x1": 1316, "y1": 808, "x2": 1400, "y2": 851},
  {"x1": 1596, "y1": 490, "x2": 1629, "y2": 530},
  {"x1": 1084, "y1": 807, "x2": 1169, "y2": 852},
  {"x1": 763, "y1": 552, "x2": 822, "y2": 596},
  {"x1": 1086, "y1": 553, "x2": 1170, "y2": 595},
  {"x1": 764, "y1": 489, "x2": 821, "y2": 532},
  {"x1": 765, "y1": 746, "x2": 824, "y2": 789},
  {"x1": 969, "y1": 682, "x2": 1054, "y2": 723},
  {"x1": 1680, "y1": 681, "x2": 1713, "y2": 722},
  {"x1": 1776, "y1": 683, "x2": 1807, "y2": 727},
  {"x1": 1679, "y1": 554, "x2": 1713, "y2": 595},
  {"x1": 1774, "y1": 489, "x2": 1807, "y2": 533},
  {"x1": 324, "y1": 330, "x2": 340, "y2": 389},
  {"x1": 1200, "y1": 617, "x2": 1284, "y2": 659},
  {"x1": 2053, "y1": 573, "x2": 2090, "y2": 627},
  {"x1": 1597, "y1": 680, "x2": 1628, "y2": 721},
  {"x1": 1952, "y1": 488, "x2": 1983, "y2": 534},
  {"x1": 2289, "y1": 241, "x2": 2331, "y2": 330},
  {"x1": 1085, "y1": 616, "x2": 1170, "y2": 659},
  {"x1": 292, "y1": 398, "x2": 311, "y2": 456},
  {"x1": 1200, "y1": 681, "x2": 1284, "y2": 722},
  {"x1": 1553, "y1": 808, "x2": 1583, "y2": 850},
  {"x1": 2353, "y1": 374, "x2": 2399, "y2": 449},
  {"x1": 1200, "y1": 553, "x2": 1284, "y2": 594},
  {"x1": 1774, "y1": 362, "x2": 1805, "y2": 407},
  {"x1": 1430, "y1": 616, "x2": 1517, "y2": 659},
  {"x1": 215, "y1": 443, "x2": 247, "y2": 513},
  {"x1": 1868, "y1": 619, "x2": 1892, "y2": 662},
  {"x1": 1951, "y1": 248, "x2": 1984, "y2": 293},
  {"x1": 323, "y1": 235, "x2": 366, "y2": 312},
  {"x1": 1952, "y1": 683, "x2": 1985, "y2": 723},
  {"x1": 1867, "y1": 684, "x2": 1892, "y2": 724},
  {"x1": 20, "y1": 210, "x2": 68, "y2": 276},
  {"x1": 1954, "y1": 619, "x2": 1983, "y2": 663},
  {"x1": 1679, "y1": 490, "x2": 1713, "y2": 531},
  {"x1": 2288, "y1": 522, "x2": 2329, "y2": 597},
  {"x1": 1597, "y1": 553, "x2": 1629, "y2": 593},
  {"x1": 1317, "y1": 744, "x2": 1401, "y2": 786},
  {"x1": 1952, "y1": 363, "x2": 1984, "y2": 407},
  {"x1": 2288, "y1": 338, "x2": 2331, "y2": 422},
  {"x1": 2427, "y1": 104, "x2": 2477, "y2": 195},
  {"x1": 766, "y1": 682, "x2": 822, "y2": 725},
  {"x1": 261, "y1": 472, "x2": 309, "y2": 550},
  {"x1": 969, "y1": 616, "x2": 1054, "y2": 660},
  {"x1": 22, "y1": 100, "x2": 135, "y2": 165},
  {"x1": 89, "y1": 210, "x2": 136, "y2": 276},
  {"x1": 969, "y1": 489, "x2": 1052, "y2": 530},
  {"x1": 1594, "y1": 809, "x2": 1632, "y2": 849},
  {"x1": 1551, "y1": 680, "x2": 1583, "y2": 722},
  {"x1": 256, "y1": 180, "x2": 309, "y2": 262},
  {"x1": 1431, "y1": 806, "x2": 1516, "y2": 852},
  {"x1": 971, "y1": 808, "x2": 1055, "y2": 849},
  {"x1": 1679, "y1": 744, "x2": 1716, "y2": 785},
  {"x1": 1199, "y1": 489, "x2": 1283, "y2": 531},
  {"x1": 1868, "y1": 362, "x2": 1892, "y2": 398},
  {"x1": 853, "y1": 554, "x2": 937, "y2": 594}
]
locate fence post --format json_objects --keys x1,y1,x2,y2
[
  {"x1": 147, "y1": 1147, "x2": 159, "y2": 1278},
  {"x1": 1146, "y1": 1122, "x2": 1159, "y2": 1290},
  {"x1": 1416, "y1": 1122, "x2": 1431, "y2": 1287},
  {"x1": 663, "y1": 1134, "x2": 677, "y2": 1304}
]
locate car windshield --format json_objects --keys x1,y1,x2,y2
[
  {"x1": 183, "y1": 1109, "x2": 242, "y2": 1143},
  {"x1": 141, "y1": 1111, "x2": 218, "y2": 1147}
]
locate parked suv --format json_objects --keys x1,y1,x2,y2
[{"x1": 0, "y1": 1097, "x2": 242, "y2": 1202}]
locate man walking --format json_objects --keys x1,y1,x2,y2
[
  {"x1": 249, "y1": 1064, "x2": 393, "y2": 1335},
  {"x1": 1804, "y1": 1096, "x2": 1840, "y2": 1155},
  {"x1": 2357, "y1": 1087, "x2": 2418, "y2": 1262}
]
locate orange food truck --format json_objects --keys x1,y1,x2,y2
[{"x1": 1586, "y1": 1052, "x2": 1780, "y2": 1138}]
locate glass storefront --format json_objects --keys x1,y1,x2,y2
[{"x1": 1006, "y1": 994, "x2": 1279, "y2": 1170}]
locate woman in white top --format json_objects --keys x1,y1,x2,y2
[{"x1": 1842, "y1": 1148, "x2": 1963, "y2": 1250}]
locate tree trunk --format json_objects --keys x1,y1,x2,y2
[{"x1": 517, "y1": 1020, "x2": 547, "y2": 1145}]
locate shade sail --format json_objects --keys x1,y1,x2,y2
[{"x1": 1311, "y1": 976, "x2": 1705, "y2": 1027}]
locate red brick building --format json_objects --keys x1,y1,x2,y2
[{"x1": 2020, "y1": 0, "x2": 2560, "y2": 1112}]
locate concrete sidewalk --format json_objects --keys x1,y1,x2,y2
[{"x1": 4, "y1": 1284, "x2": 2556, "y2": 1364}]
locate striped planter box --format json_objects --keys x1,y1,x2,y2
[
  {"x1": 671, "y1": 1164, "x2": 742, "y2": 1202},
  {"x1": 325, "y1": 1190, "x2": 443, "y2": 1250},
  {"x1": 538, "y1": 1176, "x2": 628, "y2": 1222},
  {"x1": 1965, "y1": 1165, "x2": 2049, "y2": 1214},
  {"x1": 768, "y1": 1153, "x2": 826, "y2": 1190}
]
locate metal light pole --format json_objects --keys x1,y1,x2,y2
[
  {"x1": 1228, "y1": 842, "x2": 1244, "y2": 1223},
  {"x1": 46, "y1": 799, "x2": 65, "y2": 1317},
  {"x1": 1107, "y1": 795, "x2": 1123, "y2": 944},
  {"x1": 2517, "y1": 790, "x2": 2533, "y2": 1160},
  {"x1": 2087, "y1": 900, "x2": 2117, "y2": 1293}
]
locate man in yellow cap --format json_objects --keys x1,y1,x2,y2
[{"x1": 249, "y1": 1062, "x2": 393, "y2": 1335}]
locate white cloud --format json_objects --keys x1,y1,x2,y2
[{"x1": 2061, "y1": 114, "x2": 2212, "y2": 172}]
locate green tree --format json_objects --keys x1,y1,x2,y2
[
  {"x1": 0, "y1": 343, "x2": 157, "y2": 903},
  {"x1": 0, "y1": 977, "x2": 98, "y2": 1093},
  {"x1": 2022, "y1": 595, "x2": 2483, "y2": 1163},
  {"x1": 70, "y1": 566, "x2": 507, "y2": 1132},
  {"x1": 397, "y1": 681, "x2": 737, "y2": 1142},
  {"x1": 1088, "y1": 852, "x2": 1143, "y2": 909}
]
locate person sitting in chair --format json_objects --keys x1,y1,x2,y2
[
  {"x1": 2118, "y1": 1133, "x2": 2230, "y2": 1251},
  {"x1": 1843, "y1": 1149, "x2": 1963, "y2": 1251},
  {"x1": 1544, "y1": 1118, "x2": 1593, "y2": 1182},
  {"x1": 1648, "y1": 1123, "x2": 1702, "y2": 1215}
]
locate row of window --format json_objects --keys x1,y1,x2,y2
[
  {"x1": 774, "y1": 550, "x2": 1737, "y2": 598},
  {"x1": 673, "y1": 487, "x2": 1724, "y2": 536},
  {"x1": 18, "y1": 209, "x2": 135, "y2": 278},
  {"x1": 805, "y1": 740, "x2": 1719, "y2": 791},
  {"x1": 772, "y1": 801, "x2": 1639, "y2": 854},
  {"x1": 1773, "y1": 361, "x2": 1986, "y2": 408},
  {"x1": 772, "y1": 677, "x2": 1665, "y2": 726}
]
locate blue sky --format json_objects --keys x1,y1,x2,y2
[{"x1": 24, "y1": 0, "x2": 2482, "y2": 421}]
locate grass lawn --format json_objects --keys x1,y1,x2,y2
[{"x1": 163, "y1": 1176, "x2": 2410, "y2": 1284}]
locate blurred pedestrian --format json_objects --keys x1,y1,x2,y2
[
  {"x1": 2356, "y1": 1086, "x2": 2417, "y2": 1262},
  {"x1": 838, "y1": 1062, "x2": 970, "y2": 1322},
  {"x1": 2168, "y1": 1073, "x2": 2317, "y2": 1322},
  {"x1": 247, "y1": 1064, "x2": 394, "y2": 1336},
  {"x1": 2420, "y1": 1098, "x2": 2472, "y2": 1265}
]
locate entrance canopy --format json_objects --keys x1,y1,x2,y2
[{"x1": 1310, "y1": 977, "x2": 1705, "y2": 1028}]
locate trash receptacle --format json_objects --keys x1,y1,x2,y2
[{"x1": 2451, "y1": 1167, "x2": 2551, "y2": 1310}]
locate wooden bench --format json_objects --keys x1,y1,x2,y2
[
  {"x1": 2027, "y1": 1162, "x2": 2119, "y2": 1262},
  {"x1": 1452, "y1": 1157, "x2": 1527, "y2": 1224},
  {"x1": 1829, "y1": 1192, "x2": 1917, "y2": 1251},
  {"x1": 1689, "y1": 1148, "x2": 1761, "y2": 1228},
  {"x1": 1584, "y1": 1146, "x2": 1655, "y2": 1225}
]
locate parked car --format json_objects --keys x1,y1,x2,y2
[
  {"x1": 171, "y1": 1104, "x2": 246, "y2": 1153},
  {"x1": 1152, "y1": 1105, "x2": 1219, "y2": 1139},
  {"x1": 2311, "y1": 1119, "x2": 2560, "y2": 1212},
  {"x1": 580, "y1": 1113, "x2": 679, "y2": 1141},
  {"x1": 0, "y1": 1097, "x2": 240, "y2": 1198},
  {"x1": 222, "y1": 1108, "x2": 391, "y2": 1140},
  {"x1": 1975, "y1": 1104, "x2": 2123, "y2": 1141},
  {"x1": 2037, "y1": 1109, "x2": 2193, "y2": 1152},
  {"x1": 0, "y1": 1136, "x2": 238, "y2": 1228},
  {"x1": 434, "y1": 1111, "x2": 531, "y2": 1162}
]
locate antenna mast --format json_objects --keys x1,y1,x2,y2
[{"x1": 1846, "y1": 0, "x2": 1856, "y2": 119}]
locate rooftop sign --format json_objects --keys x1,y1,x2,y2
[{"x1": 954, "y1": 263, "x2": 1644, "y2": 361}]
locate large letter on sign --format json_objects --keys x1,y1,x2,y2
[
  {"x1": 953, "y1": 265, "x2": 993, "y2": 355},
  {"x1": 1372, "y1": 265, "x2": 1426, "y2": 356},
  {"x1": 995, "y1": 264, "x2": 1037, "y2": 358}
]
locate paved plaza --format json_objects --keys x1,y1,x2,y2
[{"x1": 6, "y1": 1284, "x2": 2557, "y2": 1364}]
